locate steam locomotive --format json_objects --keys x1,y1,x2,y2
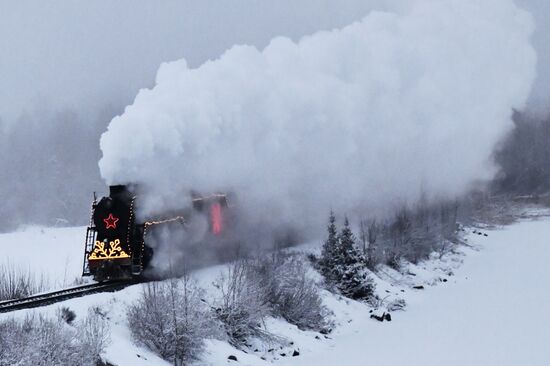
[{"x1": 82, "y1": 185, "x2": 228, "y2": 282}]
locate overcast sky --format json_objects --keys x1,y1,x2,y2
[
  {"x1": 0, "y1": 0, "x2": 410, "y2": 125},
  {"x1": 0, "y1": 0, "x2": 547, "y2": 127}
]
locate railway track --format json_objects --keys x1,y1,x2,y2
[{"x1": 0, "y1": 280, "x2": 138, "y2": 314}]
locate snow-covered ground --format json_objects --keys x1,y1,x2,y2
[
  {"x1": 0, "y1": 226, "x2": 87, "y2": 288},
  {"x1": 274, "y1": 219, "x2": 550, "y2": 366},
  {"x1": 1, "y1": 217, "x2": 549, "y2": 365}
]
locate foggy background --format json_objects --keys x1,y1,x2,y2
[{"x1": 0, "y1": 0, "x2": 549, "y2": 232}]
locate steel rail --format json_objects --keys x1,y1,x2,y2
[{"x1": 0, "y1": 280, "x2": 138, "y2": 313}]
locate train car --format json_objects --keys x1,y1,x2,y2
[{"x1": 82, "y1": 185, "x2": 228, "y2": 282}]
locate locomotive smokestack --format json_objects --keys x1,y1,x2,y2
[{"x1": 109, "y1": 185, "x2": 127, "y2": 196}]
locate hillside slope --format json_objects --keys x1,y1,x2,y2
[
  {"x1": 275, "y1": 219, "x2": 550, "y2": 366},
  {"x1": 1, "y1": 218, "x2": 549, "y2": 365}
]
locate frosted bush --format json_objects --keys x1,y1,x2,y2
[{"x1": 127, "y1": 277, "x2": 215, "y2": 365}]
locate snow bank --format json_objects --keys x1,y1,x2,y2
[
  {"x1": 0, "y1": 226, "x2": 86, "y2": 289},
  {"x1": 99, "y1": 0, "x2": 536, "y2": 233},
  {"x1": 2, "y1": 218, "x2": 550, "y2": 365}
]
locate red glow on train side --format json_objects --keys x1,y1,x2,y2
[{"x1": 210, "y1": 202, "x2": 223, "y2": 235}]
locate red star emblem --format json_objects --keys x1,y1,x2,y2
[{"x1": 103, "y1": 213, "x2": 119, "y2": 229}]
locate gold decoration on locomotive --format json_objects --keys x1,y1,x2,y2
[{"x1": 89, "y1": 239, "x2": 130, "y2": 260}]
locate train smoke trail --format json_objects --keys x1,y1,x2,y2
[{"x1": 99, "y1": 0, "x2": 536, "y2": 267}]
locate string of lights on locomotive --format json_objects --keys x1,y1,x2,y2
[{"x1": 83, "y1": 185, "x2": 228, "y2": 281}]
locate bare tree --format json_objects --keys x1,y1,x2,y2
[
  {"x1": 359, "y1": 219, "x2": 368, "y2": 254},
  {"x1": 366, "y1": 218, "x2": 379, "y2": 268}
]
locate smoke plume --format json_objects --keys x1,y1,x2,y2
[{"x1": 99, "y1": 0, "x2": 535, "y2": 251}]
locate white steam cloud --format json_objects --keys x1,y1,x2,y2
[{"x1": 99, "y1": 0, "x2": 536, "y2": 236}]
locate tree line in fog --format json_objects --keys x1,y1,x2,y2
[{"x1": 492, "y1": 110, "x2": 550, "y2": 196}]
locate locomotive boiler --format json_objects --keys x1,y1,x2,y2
[{"x1": 82, "y1": 185, "x2": 228, "y2": 282}]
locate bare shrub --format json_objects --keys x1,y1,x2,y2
[
  {"x1": 26, "y1": 315, "x2": 82, "y2": 365},
  {"x1": 362, "y1": 199, "x2": 460, "y2": 269},
  {"x1": 0, "y1": 263, "x2": 48, "y2": 301},
  {"x1": 0, "y1": 318, "x2": 25, "y2": 366},
  {"x1": 213, "y1": 253, "x2": 331, "y2": 345},
  {"x1": 249, "y1": 254, "x2": 331, "y2": 332},
  {"x1": 78, "y1": 307, "x2": 111, "y2": 364},
  {"x1": 127, "y1": 276, "x2": 214, "y2": 365},
  {"x1": 214, "y1": 260, "x2": 270, "y2": 346},
  {"x1": 0, "y1": 309, "x2": 110, "y2": 366}
]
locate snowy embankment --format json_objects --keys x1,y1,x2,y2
[
  {"x1": 274, "y1": 219, "x2": 550, "y2": 366},
  {"x1": 1, "y1": 217, "x2": 549, "y2": 365},
  {"x1": 0, "y1": 226, "x2": 86, "y2": 288}
]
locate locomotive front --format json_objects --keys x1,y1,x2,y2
[
  {"x1": 84, "y1": 185, "x2": 145, "y2": 281},
  {"x1": 83, "y1": 185, "x2": 230, "y2": 282}
]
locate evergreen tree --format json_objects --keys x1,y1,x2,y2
[
  {"x1": 336, "y1": 217, "x2": 376, "y2": 300},
  {"x1": 319, "y1": 211, "x2": 340, "y2": 286},
  {"x1": 319, "y1": 213, "x2": 376, "y2": 301},
  {"x1": 338, "y1": 217, "x2": 361, "y2": 266}
]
